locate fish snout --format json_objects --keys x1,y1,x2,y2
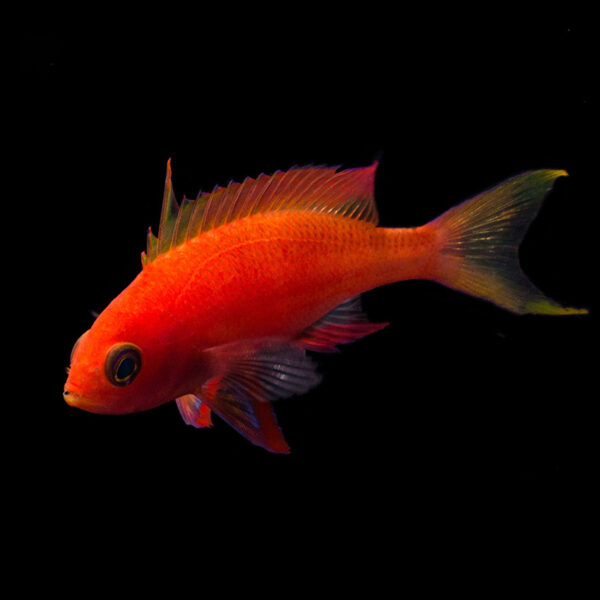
[
  {"x1": 63, "y1": 389, "x2": 102, "y2": 412},
  {"x1": 63, "y1": 389, "x2": 79, "y2": 408}
]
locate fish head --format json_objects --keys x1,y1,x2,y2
[{"x1": 63, "y1": 308, "x2": 202, "y2": 415}]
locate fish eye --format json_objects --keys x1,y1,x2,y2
[{"x1": 105, "y1": 343, "x2": 142, "y2": 387}]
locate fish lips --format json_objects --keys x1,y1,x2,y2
[{"x1": 63, "y1": 388, "x2": 109, "y2": 414}]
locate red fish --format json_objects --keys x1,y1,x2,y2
[{"x1": 64, "y1": 161, "x2": 587, "y2": 452}]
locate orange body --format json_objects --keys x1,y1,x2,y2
[
  {"x1": 68, "y1": 212, "x2": 435, "y2": 413},
  {"x1": 137, "y1": 214, "x2": 435, "y2": 345}
]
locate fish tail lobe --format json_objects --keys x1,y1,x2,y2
[{"x1": 428, "y1": 170, "x2": 588, "y2": 315}]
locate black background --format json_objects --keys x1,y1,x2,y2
[{"x1": 19, "y1": 9, "x2": 595, "y2": 579}]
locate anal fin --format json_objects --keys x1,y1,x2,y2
[{"x1": 296, "y1": 295, "x2": 389, "y2": 353}]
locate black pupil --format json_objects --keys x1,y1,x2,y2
[{"x1": 116, "y1": 355, "x2": 136, "y2": 381}]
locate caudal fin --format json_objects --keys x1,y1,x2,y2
[{"x1": 429, "y1": 170, "x2": 588, "y2": 315}]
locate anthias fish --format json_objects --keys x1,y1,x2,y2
[{"x1": 64, "y1": 161, "x2": 587, "y2": 452}]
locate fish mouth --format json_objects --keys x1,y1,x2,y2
[{"x1": 63, "y1": 389, "x2": 106, "y2": 413}]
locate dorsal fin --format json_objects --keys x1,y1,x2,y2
[{"x1": 141, "y1": 160, "x2": 379, "y2": 266}]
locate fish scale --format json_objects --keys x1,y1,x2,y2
[{"x1": 141, "y1": 212, "x2": 428, "y2": 344}]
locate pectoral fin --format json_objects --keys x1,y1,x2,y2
[{"x1": 201, "y1": 341, "x2": 322, "y2": 453}]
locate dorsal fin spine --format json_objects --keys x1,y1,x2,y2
[
  {"x1": 199, "y1": 185, "x2": 220, "y2": 234},
  {"x1": 234, "y1": 174, "x2": 261, "y2": 220},
  {"x1": 147, "y1": 228, "x2": 159, "y2": 261},
  {"x1": 303, "y1": 170, "x2": 347, "y2": 211},
  {"x1": 223, "y1": 177, "x2": 249, "y2": 224},
  {"x1": 270, "y1": 168, "x2": 306, "y2": 212},
  {"x1": 209, "y1": 183, "x2": 231, "y2": 232},
  {"x1": 255, "y1": 170, "x2": 286, "y2": 214},
  {"x1": 282, "y1": 172, "x2": 327, "y2": 207},
  {"x1": 244, "y1": 172, "x2": 279, "y2": 217},
  {"x1": 172, "y1": 197, "x2": 194, "y2": 248},
  {"x1": 185, "y1": 194, "x2": 209, "y2": 242},
  {"x1": 157, "y1": 159, "x2": 179, "y2": 254},
  {"x1": 143, "y1": 162, "x2": 379, "y2": 265},
  {"x1": 291, "y1": 168, "x2": 334, "y2": 209}
]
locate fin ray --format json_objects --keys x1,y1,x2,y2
[
  {"x1": 297, "y1": 296, "x2": 389, "y2": 352},
  {"x1": 200, "y1": 341, "x2": 322, "y2": 453},
  {"x1": 430, "y1": 170, "x2": 588, "y2": 315},
  {"x1": 157, "y1": 159, "x2": 179, "y2": 255},
  {"x1": 176, "y1": 394, "x2": 213, "y2": 428},
  {"x1": 142, "y1": 161, "x2": 379, "y2": 265}
]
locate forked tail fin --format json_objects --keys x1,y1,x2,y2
[{"x1": 429, "y1": 170, "x2": 588, "y2": 315}]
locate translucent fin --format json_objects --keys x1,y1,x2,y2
[
  {"x1": 176, "y1": 394, "x2": 213, "y2": 428},
  {"x1": 142, "y1": 161, "x2": 379, "y2": 265},
  {"x1": 201, "y1": 381, "x2": 290, "y2": 453},
  {"x1": 430, "y1": 170, "x2": 588, "y2": 315},
  {"x1": 201, "y1": 341, "x2": 322, "y2": 453},
  {"x1": 296, "y1": 296, "x2": 389, "y2": 353},
  {"x1": 172, "y1": 197, "x2": 195, "y2": 249},
  {"x1": 186, "y1": 193, "x2": 211, "y2": 242},
  {"x1": 157, "y1": 158, "x2": 180, "y2": 255},
  {"x1": 206, "y1": 341, "x2": 322, "y2": 404}
]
